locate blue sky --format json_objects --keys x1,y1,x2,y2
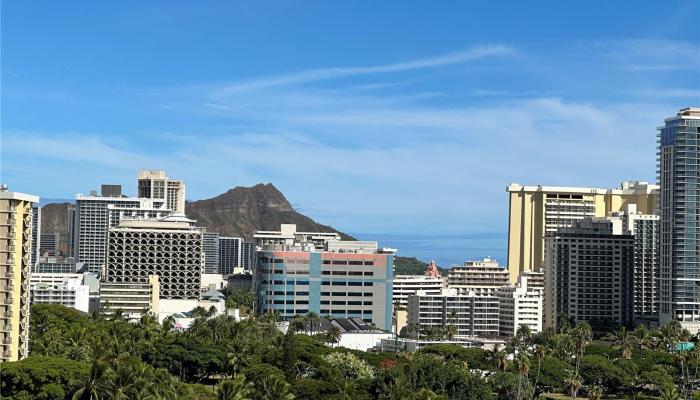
[{"x1": 2, "y1": 1, "x2": 699, "y2": 265}]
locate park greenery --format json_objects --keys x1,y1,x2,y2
[{"x1": 0, "y1": 299, "x2": 695, "y2": 400}]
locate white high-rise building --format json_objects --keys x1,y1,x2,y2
[
  {"x1": 447, "y1": 257, "x2": 509, "y2": 296},
  {"x1": 105, "y1": 214, "x2": 203, "y2": 299},
  {"x1": 393, "y1": 275, "x2": 446, "y2": 308},
  {"x1": 407, "y1": 288, "x2": 500, "y2": 337},
  {"x1": 71, "y1": 185, "x2": 171, "y2": 274},
  {"x1": 137, "y1": 170, "x2": 186, "y2": 214},
  {"x1": 610, "y1": 204, "x2": 660, "y2": 327},
  {"x1": 496, "y1": 277, "x2": 542, "y2": 337},
  {"x1": 658, "y1": 108, "x2": 700, "y2": 332}
]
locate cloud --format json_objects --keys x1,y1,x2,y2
[
  {"x1": 212, "y1": 45, "x2": 514, "y2": 95},
  {"x1": 599, "y1": 39, "x2": 700, "y2": 71}
]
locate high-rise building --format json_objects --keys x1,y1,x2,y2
[
  {"x1": 30, "y1": 205, "x2": 40, "y2": 267},
  {"x1": 544, "y1": 219, "x2": 634, "y2": 330},
  {"x1": 406, "y1": 288, "x2": 500, "y2": 337},
  {"x1": 447, "y1": 257, "x2": 509, "y2": 295},
  {"x1": 507, "y1": 181, "x2": 658, "y2": 283},
  {"x1": 39, "y1": 233, "x2": 60, "y2": 257},
  {"x1": 496, "y1": 276, "x2": 542, "y2": 337},
  {"x1": 255, "y1": 224, "x2": 394, "y2": 330},
  {"x1": 0, "y1": 187, "x2": 39, "y2": 362},
  {"x1": 610, "y1": 204, "x2": 660, "y2": 327},
  {"x1": 105, "y1": 214, "x2": 203, "y2": 299},
  {"x1": 658, "y1": 108, "x2": 700, "y2": 331},
  {"x1": 71, "y1": 188, "x2": 170, "y2": 274},
  {"x1": 202, "y1": 232, "x2": 220, "y2": 274},
  {"x1": 219, "y1": 236, "x2": 242, "y2": 275},
  {"x1": 137, "y1": 170, "x2": 186, "y2": 213}
]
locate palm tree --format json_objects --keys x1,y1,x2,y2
[
  {"x1": 557, "y1": 313, "x2": 571, "y2": 334},
  {"x1": 660, "y1": 386, "x2": 681, "y2": 400},
  {"x1": 72, "y1": 360, "x2": 110, "y2": 400},
  {"x1": 631, "y1": 324, "x2": 650, "y2": 350},
  {"x1": 488, "y1": 345, "x2": 508, "y2": 372},
  {"x1": 564, "y1": 371, "x2": 582, "y2": 400},
  {"x1": 514, "y1": 352, "x2": 530, "y2": 400},
  {"x1": 445, "y1": 324, "x2": 458, "y2": 340},
  {"x1": 587, "y1": 384, "x2": 603, "y2": 400},
  {"x1": 656, "y1": 320, "x2": 681, "y2": 352},
  {"x1": 217, "y1": 375, "x2": 254, "y2": 400},
  {"x1": 304, "y1": 312, "x2": 320, "y2": 335},
  {"x1": 606, "y1": 326, "x2": 633, "y2": 359},
  {"x1": 326, "y1": 326, "x2": 343, "y2": 348},
  {"x1": 531, "y1": 345, "x2": 546, "y2": 398},
  {"x1": 571, "y1": 321, "x2": 592, "y2": 374},
  {"x1": 516, "y1": 324, "x2": 532, "y2": 346},
  {"x1": 258, "y1": 375, "x2": 294, "y2": 400}
]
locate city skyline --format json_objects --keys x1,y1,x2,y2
[{"x1": 2, "y1": 2, "x2": 698, "y2": 251}]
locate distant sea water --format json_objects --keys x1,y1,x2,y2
[{"x1": 351, "y1": 232, "x2": 507, "y2": 268}]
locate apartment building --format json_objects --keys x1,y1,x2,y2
[
  {"x1": 255, "y1": 224, "x2": 394, "y2": 330},
  {"x1": 496, "y1": 276, "x2": 542, "y2": 336},
  {"x1": 658, "y1": 108, "x2": 700, "y2": 332},
  {"x1": 507, "y1": 181, "x2": 658, "y2": 283},
  {"x1": 406, "y1": 288, "x2": 500, "y2": 337},
  {"x1": 104, "y1": 214, "x2": 203, "y2": 300},
  {"x1": 0, "y1": 187, "x2": 39, "y2": 362},
  {"x1": 544, "y1": 218, "x2": 635, "y2": 329},
  {"x1": 447, "y1": 257, "x2": 509, "y2": 296}
]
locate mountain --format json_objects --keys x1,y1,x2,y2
[
  {"x1": 40, "y1": 202, "x2": 72, "y2": 254},
  {"x1": 185, "y1": 183, "x2": 355, "y2": 241},
  {"x1": 38, "y1": 183, "x2": 430, "y2": 273}
]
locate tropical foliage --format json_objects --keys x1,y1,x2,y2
[{"x1": 1, "y1": 304, "x2": 698, "y2": 400}]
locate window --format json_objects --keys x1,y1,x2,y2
[
  {"x1": 364, "y1": 261, "x2": 374, "y2": 266},
  {"x1": 364, "y1": 282, "x2": 374, "y2": 286}
]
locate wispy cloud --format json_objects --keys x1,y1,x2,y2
[
  {"x1": 600, "y1": 39, "x2": 700, "y2": 71},
  {"x1": 213, "y1": 45, "x2": 514, "y2": 95}
]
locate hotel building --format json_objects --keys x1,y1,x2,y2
[
  {"x1": 544, "y1": 218, "x2": 635, "y2": 329},
  {"x1": 104, "y1": 214, "x2": 203, "y2": 300},
  {"x1": 507, "y1": 181, "x2": 658, "y2": 283}
]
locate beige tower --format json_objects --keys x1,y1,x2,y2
[
  {"x1": 506, "y1": 181, "x2": 657, "y2": 283},
  {"x1": 0, "y1": 187, "x2": 39, "y2": 362},
  {"x1": 137, "y1": 170, "x2": 186, "y2": 213}
]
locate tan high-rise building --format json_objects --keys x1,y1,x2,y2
[
  {"x1": 137, "y1": 170, "x2": 186, "y2": 213},
  {"x1": 0, "y1": 187, "x2": 39, "y2": 362},
  {"x1": 506, "y1": 181, "x2": 658, "y2": 283}
]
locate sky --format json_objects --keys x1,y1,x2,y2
[{"x1": 1, "y1": 1, "x2": 699, "y2": 266}]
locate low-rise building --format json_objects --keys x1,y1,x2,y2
[
  {"x1": 100, "y1": 275, "x2": 160, "y2": 321},
  {"x1": 29, "y1": 273, "x2": 90, "y2": 313}
]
